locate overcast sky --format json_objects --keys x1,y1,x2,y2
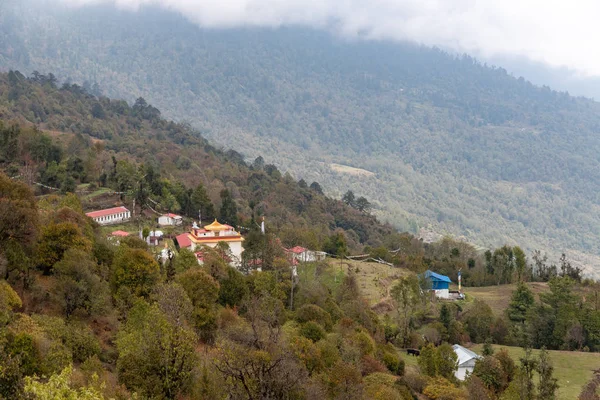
[{"x1": 60, "y1": 0, "x2": 600, "y2": 77}]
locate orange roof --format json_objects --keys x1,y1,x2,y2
[
  {"x1": 111, "y1": 230, "x2": 130, "y2": 237},
  {"x1": 204, "y1": 219, "x2": 231, "y2": 231},
  {"x1": 86, "y1": 206, "x2": 129, "y2": 218}
]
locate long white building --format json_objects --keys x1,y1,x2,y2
[{"x1": 86, "y1": 206, "x2": 131, "y2": 225}]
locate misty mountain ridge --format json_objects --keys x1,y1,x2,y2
[{"x1": 3, "y1": 0, "x2": 600, "y2": 274}]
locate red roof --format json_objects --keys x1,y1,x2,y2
[
  {"x1": 86, "y1": 206, "x2": 129, "y2": 219},
  {"x1": 288, "y1": 246, "x2": 308, "y2": 254},
  {"x1": 163, "y1": 213, "x2": 182, "y2": 219},
  {"x1": 175, "y1": 233, "x2": 192, "y2": 248},
  {"x1": 111, "y1": 230, "x2": 130, "y2": 237}
]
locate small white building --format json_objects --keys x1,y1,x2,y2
[
  {"x1": 452, "y1": 344, "x2": 482, "y2": 381},
  {"x1": 86, "y1": 206, "x2": 131, "y2": 225},
  {"x1": 158, "y1": 213, "x2": 183, "y2": 226},
  {"x1": 286, "y1": 246, "x2": 327, "y2": 263}
]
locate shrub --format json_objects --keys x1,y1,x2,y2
[
  {"x1": 360, "y1": 354, "x2": 387, "y2": 376},
  {"x1": 300, "y1": 321, "x2": 326, "y2": 342},
  {"x1": 403, "y1": 371, "x2": 427, "y2": 393},
  {"x1": 423, "y1": 376, "x2": 467, "y2": 400},
  {"x1": 295, "y1": 304, "x2": 333, "y2": 331},
  {"x1": 381, "y1": 351, "x2": 405, "y2": 376}
]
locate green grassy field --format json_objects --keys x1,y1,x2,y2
[
  {"x1": 471, "y1": 344, "x2": 600, "y2": 399},
  {"x1": 463, "y1": 282, "x2": 549, "y2": 315}
]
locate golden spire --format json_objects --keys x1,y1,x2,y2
[{"x1": 204, "y1": 219, "x2": 229, "y2": 231}]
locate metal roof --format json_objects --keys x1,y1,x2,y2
[
  {"x1": 424, "y1": 270, "x2": 452, "y2": 283},
  {"x1": 452, "y1": 344, "x2": 482, "y2": 366},
  {"x1": 85, "y1": 206, "x2": 129, "y2": 218}
]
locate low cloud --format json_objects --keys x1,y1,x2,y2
[{"x1": 59, "y1": 0, "x2": 600, "y2": 76}]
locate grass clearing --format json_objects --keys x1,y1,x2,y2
[
  {"x1": 463, "y1": 282, "x2": 549, "y2": 315},
  {"x1": 330, "y1": 163, "x2": 375, "y2": 177},
  {"x1": 471, "y1": 344, "x2": 600, "y2": 399},
  {"x1": 330, "y1": 259, "x2": 411, "y2": 305}
]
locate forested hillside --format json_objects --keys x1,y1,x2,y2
[
  {"x1": 0, "y1": 70, "x2": 395, "y2": 253},
  {"x1": 1, "y1": 69, "x2": 597, "y2": 400},
  {"x1": 3, "y1": 0, "x2": 600, "y2": 274}
]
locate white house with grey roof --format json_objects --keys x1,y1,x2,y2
[{"x1": 452, "y1": 344, "x2": 482, "y2": 381}]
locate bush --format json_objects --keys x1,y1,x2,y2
[
  {"x1": 423, "y1": 377, "x2": 467, "y2": 400},
  {"x1": 295, "y1": 304, "x2": 333, "y2": 331},
  {"x1": 300, "y1": 321, "x2": 326, "y2": 342},
  {"x1": 381, "y1": 351, "x2": 405, "y2": 376},
  {"x1": 403, "y1": 371, "x2": 427, "y2": 393},
  {"x1": 360, "y1": 354, "x2": 387, "y2": 376}
]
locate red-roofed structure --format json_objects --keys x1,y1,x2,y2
[
  {"x1": 175, "y1": 233, "x2": 192, "y2": 249},
  {"x1": 285, "y1": 246, "x2": 327, "y2": 263},
  {"x1": 111, "y1": 230, "x2": 130, "y2": 237},
  {"x1": 289, "y1": 246, "x2": 308, "y2": 254},
  {"x1": 86, "y1": 207, "x2": 131, "y2": 225}
]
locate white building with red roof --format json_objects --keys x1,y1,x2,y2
[
  {"x1": 158, "y1": 213, "x2": 183, "y2": 226},
  {"x1": 86, "y1": 206, "x2": 131, "y2": 225},
  {"x1": 175, "y1": 219, "x2": 244, "y2": 266}
]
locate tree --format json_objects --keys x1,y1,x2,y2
[
  {"x1": 309, "y1": 181, "x2": 323, "y2": 194},
  {"x1": 472, "y1": 356, "x2": 505, "y2": 394},
  {"x1": 190, "y1": 183, "x2": 215, "y2": 220},
  {"x1": 518, "y1": 348, "x2": 537, "y2": 400},
  {"x1": 418, "y1": 343, "x2": 458, "y2": 381},
  {"x1": 24, "y1": 365, "x2": 106, "y2": 400},
  {"x1": 342, "y1": 190, "x2": 356, "y2": 208},
  {"x1": 0, "y1": 344, "x2": 24, "y2": 399},
  {"x1": 537, "y1": 348, "x2": 558, "y2": 400},
  {"x1": 513, "y1": 246, "x2": 528, "y2": 282},
  {"x1": 463, "y1": 299, "x2": 495, "y2": 343},
  {"x1": 117, "y1": 302, "x2": 196, "y2": 399},
  {"x1": 176, "y1": 269, "x2": 220, "y2": 342},
  {"x1": 0, "y1": 280, "x2": 22, "y2": 326},
  {"x1": 173, "y1": 248, "x2": 199, "y2": 274},
  {"x1": 218, "y1": 267, "x2": 249, "y2": 308},
  {"x1": 111, "y1": 246, "x2": 161, "y2": 298},
  {"x1": 52, "y1": 249, "x2": 109, "y2": 318},
  {"x1": 322, "y1": 232, "x2": 348, "y2": 257},
  {"x1": 37, "y1": 222, "x2": 92, "y2": 274},
  {"x1": 559, "y1": 253, "x2": 582, "y2": 282},
  {"x1": 219, "y1": 189, "x2": 238, "y2": 227},
  {"x1": 390, "y1": 276, "x2": 421, "y2": 346},
  {"x1": 529, "y1": 276, "x2": 579, "y2": 349},
  {"x1": 0, "y1": 172, "x2": 38, "y2": 279},
  {"x1": 252, "y1": 156, "x2": 265, "y2": 170},
  {"x1": 355, "y1": 196, "x2": 372, "y2": 213},
  {"x1": 507, "y1": 282, "x2": 534, "y2": 324}
]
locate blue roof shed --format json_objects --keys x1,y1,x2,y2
[{"x1": 423, "y1": 270, "x2": 452, "y2": 290}]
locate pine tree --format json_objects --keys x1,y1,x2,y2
[
  {"x1": 537, "y1": 347, "x2": 559, "y2": 400},
  {"x1": 219, "y1": 189, "x2": 238, "y2": 227}
]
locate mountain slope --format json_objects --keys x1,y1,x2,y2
[{"x1": 3, "y1": 0, "x2": 600, "y2": 272}]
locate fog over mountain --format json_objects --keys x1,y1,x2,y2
[{"x1": 56, "y1": 0, "x2": 600, "y2": 78}]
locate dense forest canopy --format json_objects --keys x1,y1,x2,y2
[{"x1": 3, "y1": 1, "x2": 600, "y2": 275}]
